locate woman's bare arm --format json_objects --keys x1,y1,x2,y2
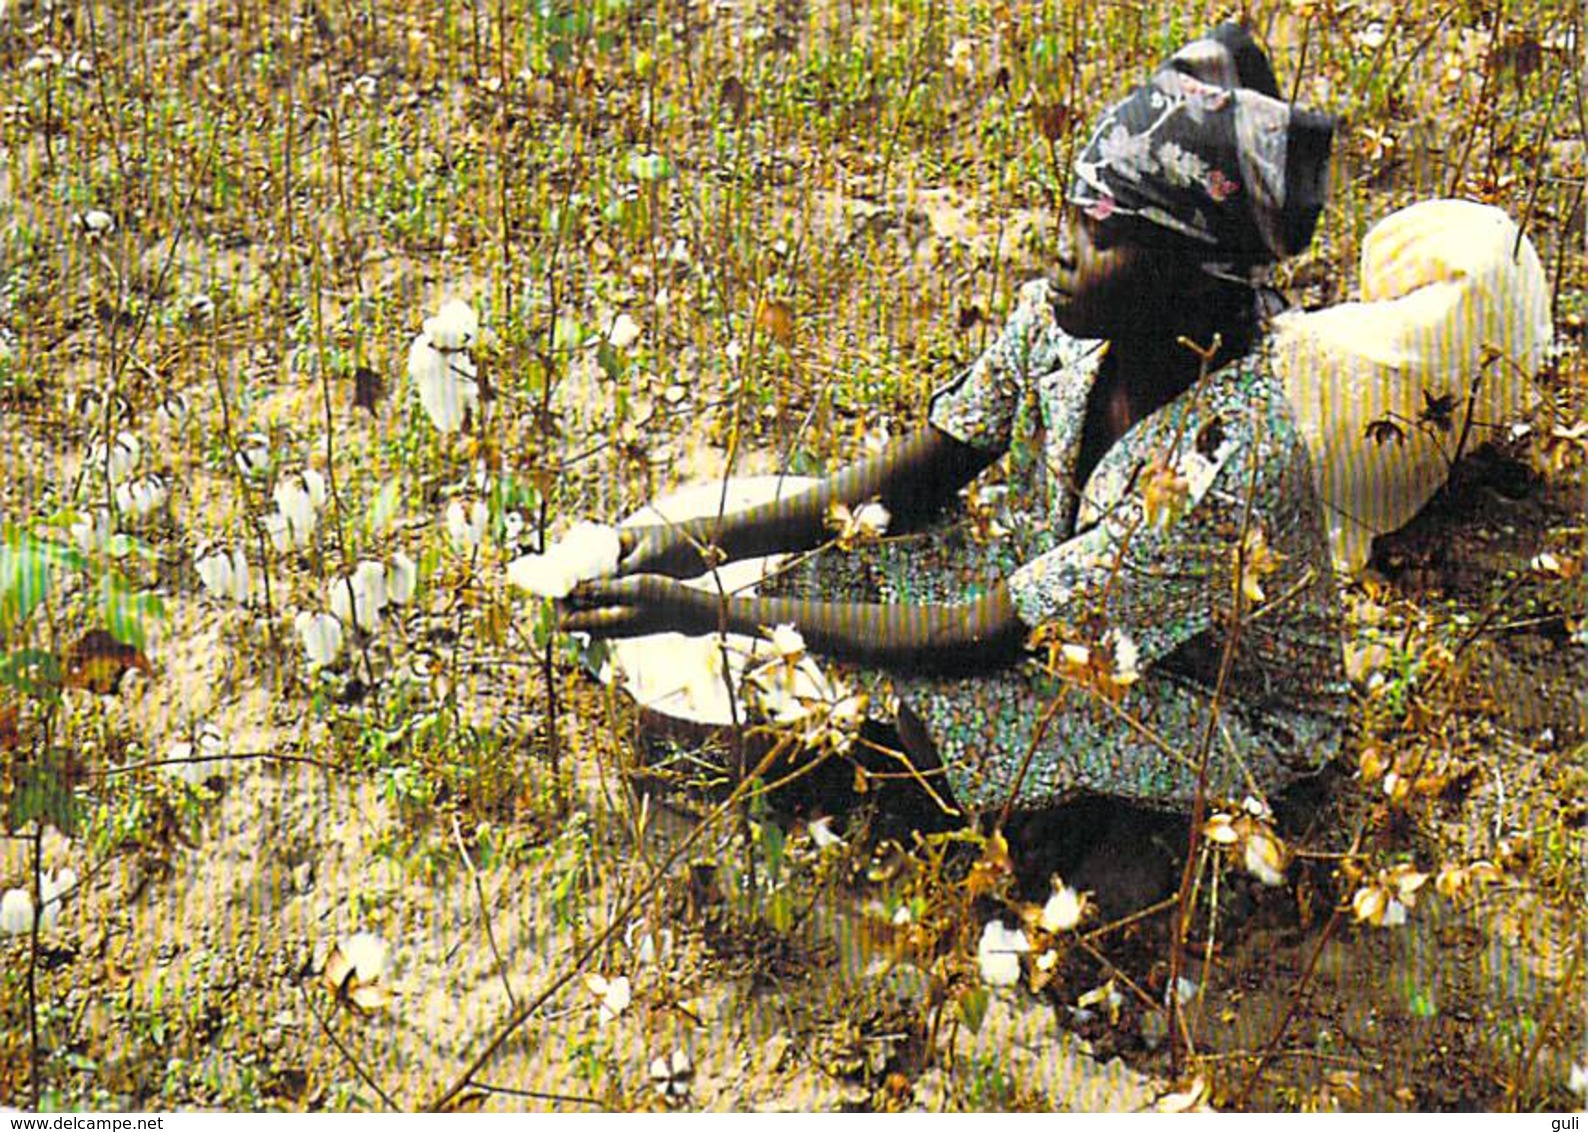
[
  {"x1": 621, "y1": 424, "x2": 996, "y2": 577},
  {"x1": 561, "y1": 575, "x2": 1028, "y2": 676}
]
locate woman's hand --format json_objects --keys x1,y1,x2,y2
[
  {"x1": 615, "y1": 526, "x2": 711, "y2": 579},
  {"x1": 558, "y1": 575, "x2": 712, "y2": 638}
]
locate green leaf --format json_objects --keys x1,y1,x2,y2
[
  {"x1": 0, "y1": 648, "x2": 62, "y2": 703},
  {"x1": 100, "y1": 576, "x2": 165, "y2": 651},
  {"x1": 958, "y1": 986, "x2": 990, "y2": 1035},
  {"x1": 7, "y1": 750, "x2": 79, "y2": 836},
  {"x1": 596, "y1": 341, "x2": 625, "y2": 382},
  {"x1": 0, "y1": 532, "x2": 53, "y2": 638},
  {"x1": 766, "y1": 889, "x2": 794, "y2": 933}
]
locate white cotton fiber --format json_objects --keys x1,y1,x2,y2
[{"x1": 507, "y1": 521, "x2": 623, "y2": 599}]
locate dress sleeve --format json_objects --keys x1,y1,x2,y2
[
  {"x1": 1006, "y1": 368, "x2": 1304, "y2": 670},
  {"x1": 928, "y1": 278, "x2": 1061, "y2": 456}
]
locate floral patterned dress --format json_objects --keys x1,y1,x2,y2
[{"x1": 769, "y1": 278, "x2": 1348, "y2": 813}]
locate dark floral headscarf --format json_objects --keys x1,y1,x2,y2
[{"x1": 1070, "y1": 25, "x2": 1335, "y2": 270}]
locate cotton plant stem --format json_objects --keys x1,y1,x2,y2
[
  {"x1": 425, "y1": 735, "x2": 800, "y2": 1111},
  {"x1": 452, "y1": 814, "x2": 517, "y2": 1013},
  {"x1": 27, "y1": 822, "x2": 42, "y2": 1109},
  {"x1": 299, "y1": 978, "x2": 399, "y2": 1111},
  {"x1": 1168, "y1": 397, "x2": 1265, "y2": 1076}
]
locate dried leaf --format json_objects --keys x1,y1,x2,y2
[
  {"x1": 718, "y1": 75, "x2": 748, "y2": 120},
  {"x1": 755, "y1": 296, "x2": 795, "y2": 348},
  {"x1": 1141, "y1": 457, "x2": 1190, "y2": 531},
  {"x1": 62, "y1": 629, "x2": 151, "y2": 694},
  {"x1": 1235, "y1": 526, "x2": 1284, "y2": 605},
  {"x1": 1364, "y1": 418, "x2": 1407, "y2": 447},
  {"x1": 1194, "y1": 416, "x2": 1228, "y2": 460},
  {"x1": 1419, "y1": 389, "x2": 1457, "y2": 433},
  {"x1": 0, "y1": 704, "x2": 18, "y2": 752},
  {"x1": 352, "y1": 365, "x2": 385, "y2": 415}
]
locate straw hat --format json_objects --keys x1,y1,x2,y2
[{"x1": 1271, "y1": 199, "x2": 1552, "y2": 572}]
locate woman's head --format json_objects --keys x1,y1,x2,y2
[{"x1": 1050, "y1": 25, "x2": 1335, "y2": 339}]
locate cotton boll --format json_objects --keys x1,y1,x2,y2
[
  {"x1": 155, "y1": 392, "x2": 189, "y2": 427},
  {"x1": 328, "y1": 570, "x2": 383, "y2": 632},
  {"x1": 500, "y1": 509, "x2": 525, "y2": 551},
  {"x1": 88, "y1": 431, "x2": 141, "y2": 482},
  {"x1": 74, "y1": 209, "x2": 115, "y2": 235},
  {"x1": 768, "y1": 623, "x2": 806, "y2": 662},
  {"x1": 40, "y1": 863, "x2": 76, "y2": 908},
  {"x1": 1243, "y1": 831, "x2": 1287, "y2": 888},
  {"x1": 808, "y1": 816, "x2": 844, "y2": 850},
  {"x1": 505, "y1": 521, "x2": 620, "y2": 598},
  {"x1": 195, "y1": 544, "x2": 251, "y2": 604},
  {"x1": 446, "y1": 499, "x2": 489, "y2": 551},
  {"x1": 1, "y1": 889, "x2": 33, "y2": 935},
  {"x1": 506, "y1": 554, "x2": 574, "y2": 599},
  {"x1": 234, "y1": 433, "x2": 272, "y2": 478},
  {"x1": 977, "y1": 920, "x2": 1030, "y2": 987},
  {"x1": 295, "y1": 610, "x2": 345, "y2": 666},
  {"x1": 262, "y1": 512, "x2": 292, "y2": 554},
  {"x1": 608, "y1": 312, "x2": 642, "y2": 349},
  {"x1": 387, "y1": 552, "x2": 417, "y2": 605},
  {"x1": 584, "y1": 973, "x2": 632, "y2": 1023},
  {"x1": 410, "y1": 335, "x2": 480, "y2": 434},
  {"x1": 301, "y1": 469, "x2": 328, "y2": 511},
  {"x1": 422, "y1": 299, "x2": 479, "y2": 351},
  {"x1": 115, "y1": 474, "x2": 168, "y2": 518},
  {"x1": 851, "y1": 500, "x2": 890, "y2": 538},
  {"x1": 558, "y1": 522, "x2": 622, "y2": 580},
  {"x1": 351, "y1": 560, "x2": 389, "y2": 614},
  {"x1": 273, "y1": 473, "x2": 321, "y2": 549},
  {"x1": 1040, "y1": 883, "x2": 1086, "y2": 932}
]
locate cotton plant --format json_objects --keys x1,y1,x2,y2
[
  {"x1": 296, "y1": 552, "x2": 417, "y2": 667},
  {"x1": 408, "y1": 298, "x2": 481, "y2": 434},
  {"x1": 1351, "y1": 863, "x2": 1430, "y2": 928},
  {"x1": 328, "y1": 559, "x2": 390, "y2": 632}
]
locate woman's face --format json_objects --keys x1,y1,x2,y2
[{"x1": 1050, "y1": 208, "x2": 1196, "y2": 339}]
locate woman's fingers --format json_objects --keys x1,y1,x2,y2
[
  {"x1": 563, "y1": 576, "x2": 640, "y2": 609},
  {"x1": 557, "y1": 603, "x2": 639, "y2": 635}
]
